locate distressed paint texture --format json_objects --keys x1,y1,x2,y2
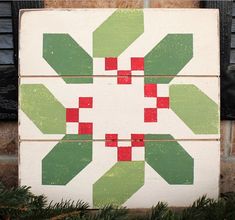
[
  {"x1": 170, "y1": 85, "x2": 219, "y2": 134},
  {"x1": 93, "y1": 9, "x2": 144, "y2": 57},
  {"x1": 43, "y1": 34, "x2": 93, "y2": 83},
  {"x1": 19, "y1": 9, "x2": 220, "y2": 208},
  {"x1": 93, "y1": 161, "x2": 144, "y2": 207},
  {"x1": 20, "y1": 84, "x2": 66, "y2": 134},
  {"x1": 145, "y1": 134, "x2": 194, "y2": 184},
  {"x1": 42, "y1": 135, "x2": 92, "y2": 185},
  {"x1": 145, "y1": 34, "x2": 193, "y2": 83}
]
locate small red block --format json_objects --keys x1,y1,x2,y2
[
  {"x1": 105, "y1": 134, "x2": 118, "y2": 147},
  {"x1": 105, "y1": 57, "x2": 117, "y2": 70},
  {"x1": 157, "y1": 97, "x2": 169, "y2": 108},
  {"x1": 79, "y1": 97, "x2": 93, "y2": 108},
  {"x1": 117, "y1": 70, "x2": 132, "y2": 84},
  {"x1": 118, "y1": 147, "x2": 132, "y2": 161},
  {"x1": 131, "y1": 134, "x2": 144, "y2": 147},
  {"x1": 79, "y1": 123, "x2": 93, "y2": 135},
  {"x1": 144, "y1": 108, "x2": 157, "y2": 122},
  {"x1": 66, "y1": 108, "x2": 79, "y2": 122},
  {"x1": 131, "y1": 57, "x2": 144, "y2": 70},
  {"x1": 144, "y1": 84, "x2": 157, "y2": 97}
]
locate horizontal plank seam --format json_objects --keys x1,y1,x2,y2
[
  {"x1": 19, "y1": 138, "x2": 220, "y2": 142},
  {"x1": 19, "y1": 75, "x2": 220, "y2": 78}
]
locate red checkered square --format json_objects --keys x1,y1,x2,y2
[
  {"x1": 144, "y1": 108, "x2": 157, "y2": 122},
  {"x1": 131, "y1": 134, "x2": 144, "y2": 147},
  {"x1": 66, "y1": 108, "x2": 79, "y2": 122},
  {"x1": 144, "y1": 84, "x2": 157, "y2": 97},
  {"x1": 157, "y1": 97, "x2": 169, "y2": 108},
  {"x1": 79, "y1": 97, "x2": 93, "y2": 108},
  {"x1": 118, "y1": 147, "x2": 132, "y2": 161},
  {"x1": 105, "y1": 134, "x2": 118, "y2": 147},
  {"x1": 117, "y1": 70, "x2": 132, "y2": 84},
  {"x1": 131, "y1": 57, "x2": 144, "y2": 70},
  {"x1": 105, "y1": 57, "x2": 117, "y2": 70},
  {"x1": 79, "y1": 123, "x2": 92, "y2": 135}
]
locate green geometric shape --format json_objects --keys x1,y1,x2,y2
[
  {"x1": 144, "y1": 77, "x2": 173, "y2": 84},
  {"x1": 61, "y1": 77, "x2": 93, "y2": 84},
  {"x1": 93, "y1": 161, "x2": 144, "y2": 207},
  {"x1": 170, "y1": 84, "x2": 219, "y2": 134},
  {"x1": 43, "y1": 33, "x2": 93, "y2": 84},
  {"x1": 93, "y1": 9, "x2": 144, "y2": 57},
  {"x1": 20, "y1": 84, "x2": 66, "y2": 134},
  {"x1": 42, "y1": 135, "x2": 92, "y2": 185},
  {"x1": 145, "y1": 34, "x2": 193, "y2": 83},
  {"x1": 145, "y1": 134, "x2": 194, "y2": 185}
]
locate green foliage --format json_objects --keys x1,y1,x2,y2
[{"x1": 0, "y1": 182, "x2": 234, "y2": 220}]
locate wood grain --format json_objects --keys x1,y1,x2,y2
[
  {"x1": 150, "y1": 0, "x2": 199, "y2": 8},
  {"x1": 44, "y1": 0, "x2": 143, "y2": 8}
]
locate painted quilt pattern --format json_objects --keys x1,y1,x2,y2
[{"x1": 19, "y1": 9, "x2": 220, "y2": 208}]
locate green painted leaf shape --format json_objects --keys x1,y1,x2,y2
[
  {"x1": 42, "y1": 135, "x2": 92, "y2": 185},
  {"x1": 93, "y1": 9, "x2": 144, "y2": 57},
  {"x1": 170, "y1": 84, "x2": 219, "y2": 134},
  {"x1": 145, "y1": 134, "x2": 194, "y2": 185},
  {"x1": 20, "y1": 84, "x2": 66, "y2": 134},
  {"x1": 43, "y1": 34, "x2": 93, "y2": 84},
  {"x1": 93, "y1": 161, "x2": 144, "y2": 207},
  {"x1": 144, "y1": 34, "x2": 193, "y2": 83}
]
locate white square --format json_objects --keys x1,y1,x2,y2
[
  {"x1": 157, "y1": 84, "x2": 169, "y2": 97},
  {"x1": 118, "y1": 140, "x2": 132, "y2": 147},
  {"x1": 117, "y1": 56, "x2": 131, "y2": 70},
  {"x1": 132, "y1": 147, "x2": 145, "y2": 161},
  {"x1": 66, "y1": 123, "x2": 78, "y2": 134}
]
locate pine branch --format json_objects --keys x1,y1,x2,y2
[
  {"x1": 0, "y1": 181, "x2": 235, "y2": 220},
  {"x1": 50, "y1": 210, "x2": 83, "y2": 220},
  {"x1": 91, "y1": 205, "x2": 128, "y2": 220},
  {"x1": 145, "y1": 202, "x2": 175, "y2": 220}
]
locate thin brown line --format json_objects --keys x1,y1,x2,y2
[
  {"x1": 19, "y1": 75, "x2": 219, "y2": 78},
  {"x1": 19, "y1": 138, "x2": 220, "y2": 142}
]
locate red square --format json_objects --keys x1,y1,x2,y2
[
  {"x1": 117, "y1": 71, "x2": 131, "y2": 84},
  {"x1": 105, "y1": 57, "x2": 117, "y2": 70},
  {"x1": 105, "y1": 134, "x2": 118, "y2": 147},
  {"x1": 131, "y1": 134, "x2": 144, "y2": 147},
  {"x1": 118, "y1": 147, "x2": 132, "y2": 161},
  {"x1": 157, "y1": 97, "x2": 169, "y2": 108},
  {"x1": 144, "y1": 108, "x2": 157, "y2": 122},
  {"x1": 66, "y1": 108, "x2": 79, "y2": 122},
  {"x1": 79, "y1": 97, "x2": 93, "y2": 108},
  {"x1": 144, "y1": 84, "x2": 157, "y2": 97},
  {"x1": 79, "y1": 123, "x2": 93, "y2": 135},
  {"x1": 131, "y1": 57, "x2": 144, "y2": 70}
]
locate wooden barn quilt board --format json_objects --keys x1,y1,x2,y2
[{"x1": 19, "y1": 9, "x2": 220, "y2": 208}]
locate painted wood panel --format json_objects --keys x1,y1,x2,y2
[{"x1": 19, "y1": 9, "x2": 220, "y2": 208}]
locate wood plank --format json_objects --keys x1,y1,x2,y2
[
  {"x1": 0, "y1": 19, "x2": 12, "y2": 33},
  {"x1": 0, "y1": 34, "x2": 13, "y2": 49},
  {"x1": 0, "y1": 2, "x2": 11, "y2": 16},
  {"x1": 0, "y1": 50, "x2": 14, "y2": 64}
]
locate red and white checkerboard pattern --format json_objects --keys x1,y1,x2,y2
[
  {"x1": 105, "y1": 57, "x2": 144, "y2": 84},
  {"x1": 66, "y1": 97, "x2": 93, "y2": 135},
  {"x1": 105, "y1": 134, "x2": 145, "y2": 161},
  {"x1": 144, "y1": 84, "x2": 170, "y2": 122}
]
